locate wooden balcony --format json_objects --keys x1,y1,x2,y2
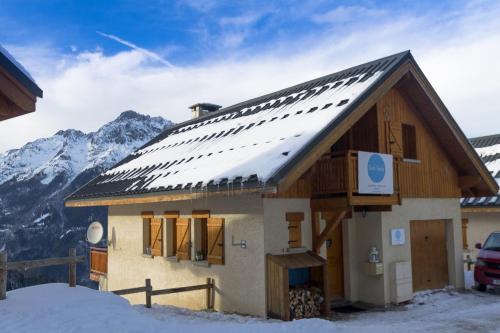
[
  {"x1": 312, "y1": 150, "x2": 401, "y2": 207},
  {"x1": 90, "y1": 247, "x2": 107, "y2": 281}
]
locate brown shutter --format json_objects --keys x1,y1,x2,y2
[
  {"x1": 207, "y1": 218, "x2": 225, "y2": 265},
  {"x1": 286, "y1": 212, "x2": 304, "y2": 249},
  {"x1": 176, "y1": 218, "x2": 191, "y2": 260},
  {"x1": 385, "y1": 121, "x2": 403, "y2": 157},
  {"x1": 150, "y1": 218, "x2": 163, "y2": 256}
]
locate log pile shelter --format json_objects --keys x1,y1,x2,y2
[
  {"x1": 66, "y1": 51, "x2": 497, "y2": 318},
  {"x1": 0, "y1": 45, "x2": 43, "y2": 121}
]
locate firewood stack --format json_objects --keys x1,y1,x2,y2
[{"x1": 289, "y1": 287, "x2": 324, "y2": 319}]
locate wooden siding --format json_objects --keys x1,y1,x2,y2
[
  {"x1": 90, "y1": 247, "x2": 107, "y2": 277},
  {"x1": 275, "y1": 87, "x2": 462, "y2": 200},
  {"x1": 377, "y1": 88, "x2": 461, "y2": 198}
]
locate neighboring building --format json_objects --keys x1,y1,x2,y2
[
  {"x1": 0, "y1": 45, "x2": 43, "y2": 121},
  {"x1": 66, "y1": 51, "x2": 497, "y2": 318},
  {"x1": 461, "y1": 134, "x2": 500, "y2": 260}
]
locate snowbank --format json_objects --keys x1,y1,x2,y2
[{"x1": 2, "y1": 283, "x2": 500, "y2": 333}]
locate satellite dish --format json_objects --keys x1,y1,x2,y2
[{"x1": 86, "y1": 221, "x2": 104, "y2": 244}]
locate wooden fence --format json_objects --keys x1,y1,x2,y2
[
  {"x1": 112, "y1": 277, "x2": 215, "y2": 309},
  {"x1": 0, "y1": 248, "x2": 85, "y2": 300}
]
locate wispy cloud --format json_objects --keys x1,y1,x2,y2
[
  {"x1": 312, "y1": 5, "x2": 387, "y2": 24},
  {"x1": 96, "y1": 31, "x2": 175, "y2": 68}
]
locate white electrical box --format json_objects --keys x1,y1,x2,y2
[{"x1": 390, "y1": 261, "x2": 413, "y2": 304}]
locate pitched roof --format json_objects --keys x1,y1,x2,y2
[
  {"x1": 462, "y1": 134, "x2": 500, "y2": 208},
  {"x1": 66, "y1": 51, "x2": 410, "y2": 201},
  {"x1": 0, "y1": 45, "x2": 43, "y2": 98}
]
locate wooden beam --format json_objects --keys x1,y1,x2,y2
[
  {"x1": 164, "y1": 211, "x2": 180, "y2": 218},
  {"x1": 459, "y1": 176, "x2": 482, "y2": 189},
  {"x1": 315, "y1": 210, "x2": 347, "y2": 253},
  {"x1": 461, "y1": 207, "x2": 500, "y2": 213},
  {"x1": 141, "y1": 211, "x2": 154, "y2": 218},
  {"x1": 65, "y1": 187, "x2": 274, "y2": 207},
  {"x1": 192, "y1": 210, "x2": 210, "y2": 218},
  {"x1": 6, "y1": 255, "x2": 85, "y2": 271},
  {"x1": 286, "y1": 212, "x2": 304, "y2": 222},
  {"x1": 0, "y1": 67, "x2": 36, "y2": 111},
  {"x1": 310, "y1": 197, "x2": 349, "y2": 212}
]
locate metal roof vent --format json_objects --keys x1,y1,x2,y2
[{"x1": 189, "y1": 103, "x2": 222, "y2": 119}]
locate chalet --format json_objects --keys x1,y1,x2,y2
[
  {"x1": 66, "y1": 51, "x2": 497, "y2": 319},
  {"x1": 0, "y1": 45, "x2": 43, "y2": 121},
  {"x1": 461, "y1": 134, "x2": 500, "y2": 260}
]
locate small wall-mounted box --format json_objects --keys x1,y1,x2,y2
[{"x1": 363, "y1": 262, "x2": 384, "y2": 276}]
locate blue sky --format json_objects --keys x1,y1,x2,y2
[{"x1": 0, "y1": 0, "x2": 499, "y2": 152}]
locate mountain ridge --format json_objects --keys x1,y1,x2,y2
[{"x1": 0, "y1": 110, "x2": 173, "y2": 288}]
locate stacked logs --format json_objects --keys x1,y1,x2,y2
[{"x1": 289, "y1": 287, "x2": 324, "y2": 319}]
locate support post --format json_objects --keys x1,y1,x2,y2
[
  {"x1": 145, "y1": 278, "x2": 152, "y2": 308},
  {"x1": 210, "y1": 278, "x2": 215, "y2": 310},
  {"x1": 206, "y1": 277, "x2": 211, "y2": 310},
  {"x1": 0, "y1": 251, "x2": 6, "y2": 300},
  {"x1": 68, "y1": 248, "x2": 76, "y2": 287}
]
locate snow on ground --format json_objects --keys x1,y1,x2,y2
[{"x1": 2, "y1": 283, "x2": 500, "y2": 333}]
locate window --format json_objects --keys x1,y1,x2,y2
[
  {"x1": 286, "y1": 212, "x2": 304, "y2": 248},
  {"x1": 402, "y1": 124, "x2": 417, "y2": 160},
  {"x1": 192, "y1": 210, "x2": 225, "y2": 265},
  {"x1": 164, "y1": 211, "x2": 179, "y2": 257},
  {"x1": 142, "y1": 211, "x2": 163, "y2": 257}
]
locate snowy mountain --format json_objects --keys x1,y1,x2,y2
[{"x1": 0, "y1": 111, "x2": 172, "y2": 289}]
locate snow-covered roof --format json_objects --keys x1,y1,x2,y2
[
  {"x1": 67, "y1": 51, "x2": 412, "y2": 201},
  {"x1": 0, "y1": 45, "x2": 43, "y2": 98},
  {"x1": 462, "y1": 134, "x2": 500, "y2": 208}
]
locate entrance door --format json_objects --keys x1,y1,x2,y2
[
  {"x1": 327, "y1": 222, "x2": 344, "y2": 299},
  {"x1": 410, "y1": 220, "x2": 449, "y2": 291}
]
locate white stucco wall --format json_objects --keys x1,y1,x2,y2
[
  {"x1": 343, "y1": 198, "x2": 463, "y2": 305},
  {"x1": 462, "y1": 212, "x2": 500, "y2": 260},
  {"x1": 263, "y1": 198, "x2": 313, "y2": 254},
  {"x1": 106, "y1": 194, "x2": 267, "y2": 316}
]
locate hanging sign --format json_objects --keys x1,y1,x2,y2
[{"x1": 358, "y1": 151, "x2": 394, "y2": 194}]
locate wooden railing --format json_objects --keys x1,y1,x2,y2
[
  {"x1": 112, "y1": 278, "x2": 215, "y2": 309},
  {"x1": 0, "y1": 248, "x2": 84, "y2": 300},
  {"x1": 313, "y1": 150, "x2": 400, "y2": 201},
  {"x1": 90, "y1": 247, "x2": 107, "y2": 279}
]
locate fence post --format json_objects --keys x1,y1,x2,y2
[
  {"x1": 210, "y1": 278, "x2": 215, "y2": 310},
  {"x1": 0, "y1": 251, "x2": 7, "y2": 300},
  {"x1": 145, "y1": 279, "x2": 152, "y2": 308},
  {"x1": 69, "y1": 248, "x2": 76, "y2": 287}
]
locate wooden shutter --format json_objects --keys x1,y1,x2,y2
[
  {"x1": 150, "y1": 218, "x2": 163, "y2": 256},
  {"x1": 286, "y1": 212, "x2": 304, "y2": 248},
  {"x1": 207, "y1": 218, "x2": 225, "y2": 265},
  {"x1": 385, "y1": 121, "x2": 403, "y2": 157},
  {"x1": 176, "y1": 218, "x2": 191, "y2": 260}
]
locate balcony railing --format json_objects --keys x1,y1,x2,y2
[
  {"x1": 313, "y1": 150, "x2": 400, "y2": 205},
  {"x1": 90, "y1": 247, "x2": 107, "y2": 281}
]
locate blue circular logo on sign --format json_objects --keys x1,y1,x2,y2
[
  {"x1": 367, "y1": 154, "x2": 385, "y2": 183},
  {"x1": 395, "y1": 230, "x2": 402, "y2": 239}
]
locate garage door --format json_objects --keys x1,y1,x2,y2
[{"x1": 410, "y1": 220, "x2": 449, "y2": 291}]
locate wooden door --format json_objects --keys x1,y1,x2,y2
[
  {"x1": 327, "y1": 222, "x2": 344, "y2": 299},
  {"x1": 410, "y1": 220, "x2": 449, "y2": 291}
]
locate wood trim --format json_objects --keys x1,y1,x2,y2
[
  {"x1": 461, "y1": 207, "x2": 500, "y2": 213},
  {"x1": 192, "y1": 210, "x2": 210, "y2": 218},
  {"x1": 164, "y1": 211, "x2": 180, "y2": 218},
  {"x1": 285, "y1": 212, "x2": 304, "y2": 222},
  {"x1": 65, "y1": 187, "x2": 273, "y2": 207},
  {"x1": 315, "y1": 210, "x2": 347, "y2": 253},
  {"x1": 0, "y1": 66, "x2": 37, "y2": 111},
  {"x1": 277, "y1": 62, "x2": 412, "y2": 194},
  {"x1": 141, "y1": 211, "x2": 154, "y2": 218}
]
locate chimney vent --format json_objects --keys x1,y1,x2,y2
[{"x1": 189, "y1": 103, "x2": 222, "y2": 119}]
